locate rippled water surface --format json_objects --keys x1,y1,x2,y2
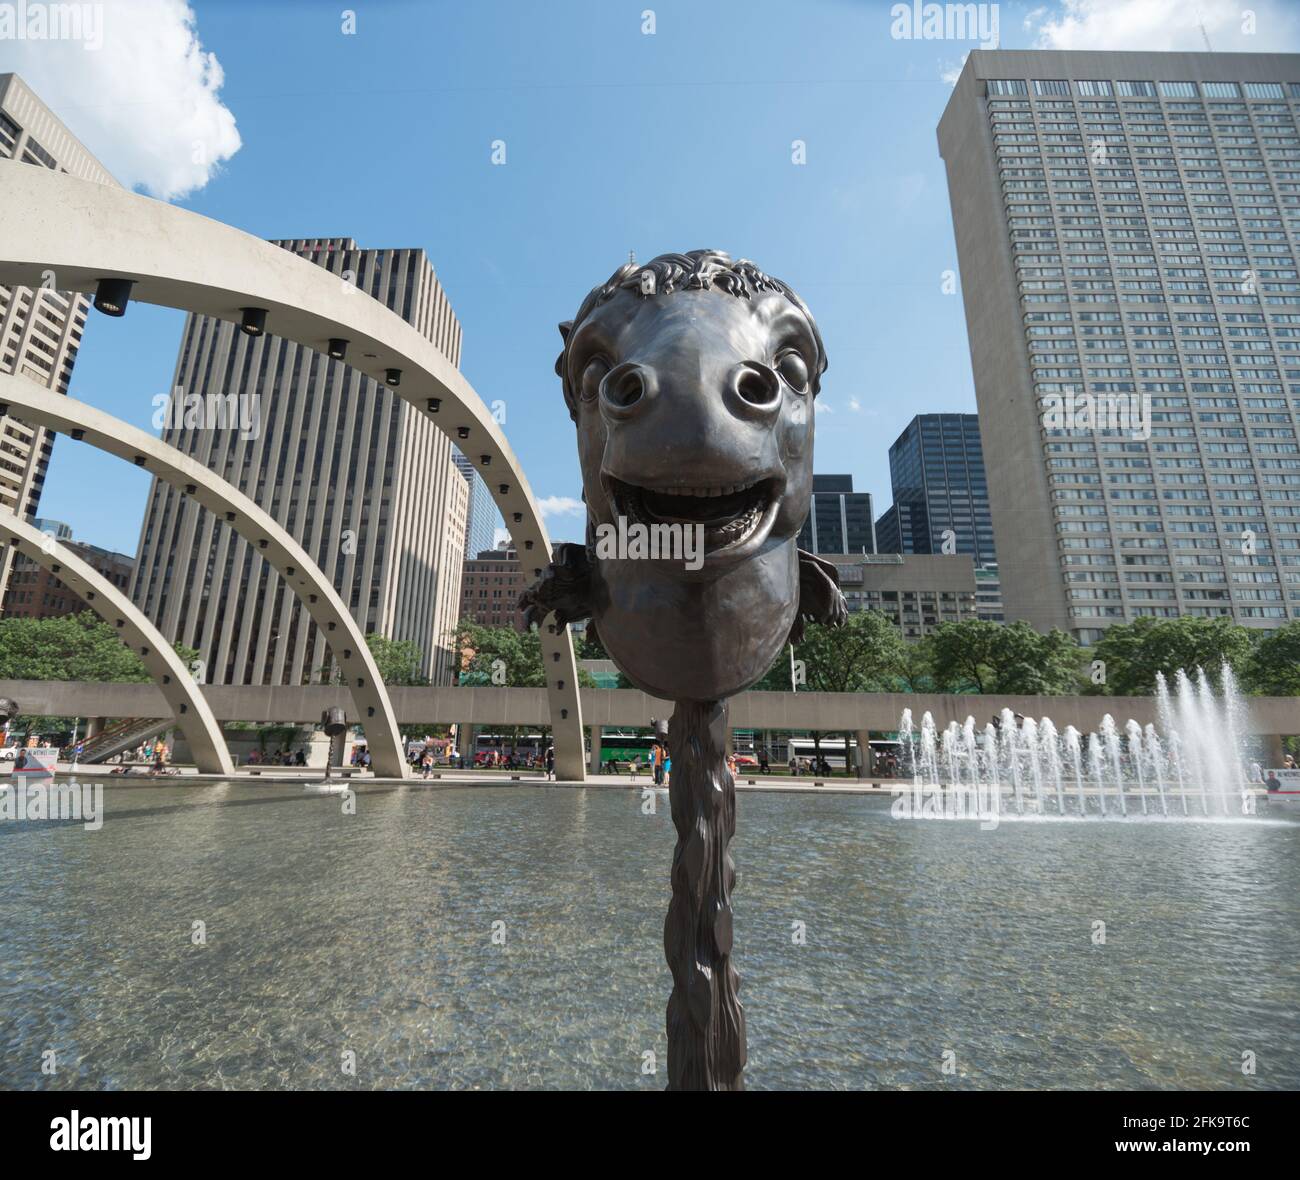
[{"x1": 1, "y1": 781, "x2": 1296, "y2": 1090}]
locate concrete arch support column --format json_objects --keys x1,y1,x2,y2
[
  {"x1": 0, "y1": 512, "x2": 234, "y2": 775},
  {"x1": 0, "y1": 373, "x2": 407, "y2": 778},
  {"x1": 0, "y1": 161, "x2": 585, "y2": 780}
]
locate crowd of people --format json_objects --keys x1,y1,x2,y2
[
  {"x1": 106, "y1": 737, "x2": 176, "y2": 775},
  {"x1": 246, "y1": 748, "x2": 308, "y2": 767},
  {"x1": 401, "y1": 741, "x2": 557, "y2": 779}
]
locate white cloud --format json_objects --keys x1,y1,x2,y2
[
  {"x1": 941, "y1": 53, "x2": 969, "y2": 87},
  {"x1": 848, "y1": 396, "x2": 862, "y2": 413},
  {"x1": 3, "y1": 0, "x2": 241, "y2": 199},
  {"x1": 537, "y1": 495, "x2": 584, "y2": 519},
  {"x1": 1027, "y1": 0, "x2": 1300, "y2": 53},
  {"x1": 815, "y1": 400, "x2": 833, "y2": 415}
]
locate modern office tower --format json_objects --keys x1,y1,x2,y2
[
  {"x1": 459, "y1": 543, "x2": 528, "y2": 632},
  {"x1": 453, "y1": 449, "x2": 499, "y2": 559},
  {"x1": 132, "y1": 238, "x2": 469, "y2": 685},
  {"x1": 821, "y1": 553, "x2": 979, "y2": 641},
  {"x1": 33, "y1": 517, "x2": 72, "y2": 541},
  {"x1": 875, "y1": 414, "x2": 996, "y2": 562},
  {"x1": 796, "y1": 474, "x2": 875, "y2": 554},
  {"x1": 940, "y1": 50, "x2": 1300, "y2": 641},
  {"x1": 0, "y1": 74, "x2": 116, "y2": 607},
  {"x1": 875, "y1": 413, "x2": 1000, "y2": 619},
  {"x1": 975, "y1": 562, "x2": 1005, "y2": 623}
]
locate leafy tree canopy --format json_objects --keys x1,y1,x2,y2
[
  {"x1": 926, "y1": 619, "x2": 1083, "y2": 695},
  {"x1": 453, "y1": 620, "x2": 597, "y2": 688},
  {"x1": 1244, "y1": 620, "x2": 1300, "y2": 697},
  {"x1": 1090, "y1": 615, "x2": 1255, "y2": 696},
  {"x1": 752, "y1": 609, "x2": 909, "y2": 693},
  {"x1": 0, "y1": 611, "x2": 197, "y2": 683}
]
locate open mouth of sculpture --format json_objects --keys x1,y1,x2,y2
[{"x1": 606, "y1": 476, "x2": 780, "y2": 556}]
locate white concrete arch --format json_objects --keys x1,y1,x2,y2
[
  {"x1": 0, "y1": 511, "x2": 235, "y2": 775},
  {"x1": 0, "y1": 161, "x2": 587, "y2": 780},
  {"x1": 0, "y1": 373, "x2": 408, "y2": 778}
]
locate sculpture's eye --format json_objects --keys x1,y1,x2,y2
[
  {"x1": 579, "y1": 355, "x2": 611, "y2": 401},
  {"x1": 776, "y1": 349, "x2": 810, "y2": 392}
]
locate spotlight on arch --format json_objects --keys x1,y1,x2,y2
[
  {"x1": 93, "y1": 277, "x2": 133, "y2": 317},
  {"x1": 385, "y1": 368, "x2": 402, "y2": 387},
  {"x1": 240, "y1": 307, "x2": 268, "y2": 337},
  {"x1": 327, "y1": 338, "x2": 348, "y2": 361}
]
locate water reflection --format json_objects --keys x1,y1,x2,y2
[{"x1": 0, "y1": 782, "x2": 1295, "y2": 1090}]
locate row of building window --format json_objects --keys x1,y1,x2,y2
[{"x1": 991, "y1": 79, "x2": 1296, "y2": 101}]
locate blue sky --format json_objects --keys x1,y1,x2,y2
[{"x1": 9, "y1": 0, "x2": 1300, "y2": 553}]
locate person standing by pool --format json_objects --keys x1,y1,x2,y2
[{"x1": 544, "y1": 744, "x2": 555, "y2": 780}]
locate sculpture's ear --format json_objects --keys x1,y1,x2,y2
[{"x1": 555, "y1": 322, "x2": 575, "y2": 383}]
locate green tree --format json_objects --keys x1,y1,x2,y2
[
  {"x1": 316, "y1": 633, "x2": 430, "y2": 687},
  {"x1": 0, "y1": 611, "x2": 197, "y2": 682},
  {"x1": 927, "y1": 619, "x2": 1082, "y2": 695},
  {"x1": 752, "y1": 611, "x2": 911, "y2": 693},
  {"x1": 1245, "y1": 620, "x2": 1300, "y2": 696},
  {"x1": 1090, "y1": 615, "x2": 1255, "y2": 696},
  {"x1": 796, "y1": 610, "x2": 909, "y2": 693},
  {"x1": 452, "y1": 620, "x2": 596, "y2": 688},
  {"x1": 892, "y1": 636, "x2": 934, "y2": 692},
  {"x1": 0, "y1": 611, "x2": 198, "y2": 735},
  {"x1": 363, "y1": 634, "x2": 429, "y2": 686}
]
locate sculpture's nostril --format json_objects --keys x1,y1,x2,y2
[
  {"x1": 601, "y1": 363, "x2": 648, "y2": 411},
  {"x1": 732, "y1": 363, "x2": 781, "y2": 410}
]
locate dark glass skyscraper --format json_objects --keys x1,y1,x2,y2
[
  {"x1": 797, "y1": 474, "x2": 875, "y2": 555},
  {"x1": 875, "y1": 414, "x2": 996, "y2": 564}
]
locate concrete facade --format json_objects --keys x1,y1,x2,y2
[
  {"x1": 1, "y1": 678, "x2": 1294, "y2": 742},
  {"x1": 0, "y1": 161, "x2": 587, "y2": 780},
  {"x1": 131, "y1": 239, "x2": 469, "y2": 687},
  {"x1": 0, "y1": 518, "x2": 233, "y2": 775},
  {"x1": 940, "y1": 50, "x2": 1300, "y2": 642},
  {"x1": 824, "y1": 553, "x2": 979, "y2": 640},
  {"x1": 0, "y1": 74, "x2": 116, "y2": 604},
  {"x1": 453, "y1": 449, "x2": 499, "y2": 560},
  {"x1": 0, "y1": 371, "x2": 409, "y2": 778}
]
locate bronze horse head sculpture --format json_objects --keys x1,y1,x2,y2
[{"x1": 521, "y1": 250, "x2": 846, "y2": 1090}]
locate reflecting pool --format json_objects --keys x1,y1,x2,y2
[{"x1": 1, "y1": 782, "x2": 1295, "y2": 1089}]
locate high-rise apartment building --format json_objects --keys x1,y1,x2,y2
[
  {"x1": 132, "y1": 239, "x2": 469, "y2": 684},
  {"x1": 796, "y1": 474, "x2": 875, "y2": 555},
  {"x1": 453, "y1": 449, "x2": 499, "y2": 559},
  {"x1": 940, "y1": 50, "x2": 1300, "y2": 641},
  {"x1": 0, "y1": 74, "x2": 116, "y2": 606},
  {"x1": 875, "y1": 414, "x2": 996, "y2": 562}
]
